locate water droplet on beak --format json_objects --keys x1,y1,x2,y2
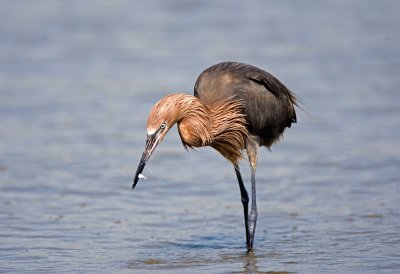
[{"x1": 138, "y1": 173, "x2": 147, "y2": 180}]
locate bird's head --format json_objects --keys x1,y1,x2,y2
[{"x1": 132, "y1": 94, "x2": 182, "y2": 189}]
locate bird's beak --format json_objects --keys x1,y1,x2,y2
[{"x1": 132, "y1": 133, "x2": 160, "y2": 190}]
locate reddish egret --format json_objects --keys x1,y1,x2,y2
[{"x1": 133, "y1": 61, "x2": 298, "y2": 252}]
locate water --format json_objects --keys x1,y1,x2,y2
[{"x1": 1, "y1": 1, "x2": 399, "y2": 273}]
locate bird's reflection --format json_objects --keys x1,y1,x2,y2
[
  {"x1": 238, "y1": 251, "x2": 293, "y2": 274},
  {"x1": 242, "y1": 252, "x2": 258, "y2": 274}
]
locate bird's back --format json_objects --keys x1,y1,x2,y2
[{"x1": 194, "y1": 62, "x2": 297, "y2": 147}]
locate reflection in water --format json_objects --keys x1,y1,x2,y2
[
  {"x1": 241, "y1": 254, "x2": 258, "y2": 274},
  {"x1": 238, "y1": 252, "x2": 294, "y2": 274},
  {"x1": 128, "y1": 248, "x2": 296, "y2": 274}
]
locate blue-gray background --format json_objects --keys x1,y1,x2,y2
[{"x1": 1, "y1": 1, "x2": 399, "y2": 273}]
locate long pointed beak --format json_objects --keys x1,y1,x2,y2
[{"x1": 132, "y1": 134, "x2": 159, "y2": 190}]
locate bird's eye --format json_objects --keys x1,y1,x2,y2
[{"x1": 160, "y1": 122, "x2": 166, "y2": 130}]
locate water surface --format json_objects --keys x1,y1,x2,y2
[{"x1": 1, "y1": 1, "x2": 399, "y2": 273}]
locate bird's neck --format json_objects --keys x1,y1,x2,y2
[
  {"x1": 207, "y1": 99, "x2": 248, "y2": 164},
  {"x1": 175, "y1": 95, "x2": 213, "y2": 148},
  {"x1": 175, "y1": 94, "x2": 248, "y2": 164}
]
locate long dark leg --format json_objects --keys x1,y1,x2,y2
[
  {"x1": 234, "y1": 164, "x2": 250, "y2": 250},
  {"x1": 246, "y1": 139, "x2": 258, "y2": 252}
]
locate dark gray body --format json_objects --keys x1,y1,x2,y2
[{"x1": 194, "y1": 61, "x2": 297, "y2": 147}]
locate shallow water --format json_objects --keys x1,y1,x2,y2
[{"x1": 1, "y1": 1, "x2": 400, "y2": 273}]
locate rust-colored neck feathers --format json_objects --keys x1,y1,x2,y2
[{"x1": 147, "y1": 93, "x2": 247, "y2": 164}]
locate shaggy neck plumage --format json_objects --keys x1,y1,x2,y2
[{"x1": 169, "y1": 94, "x2": 248, "y2": 164}]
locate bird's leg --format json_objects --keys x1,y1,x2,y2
[
  {"x1": 246, "y1": 139, "x2": 258, "y2": 252},
  {"x1": 234, "y1": 164, "x2": 250, "y2": 249}
]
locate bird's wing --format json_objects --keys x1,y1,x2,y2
[{"x1": 241, "y1": 65, "x2": 298, "y2": 124}]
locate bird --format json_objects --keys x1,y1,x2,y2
[{"x1": 132, "y1": 61, "x2": 298, "y2": 252}]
